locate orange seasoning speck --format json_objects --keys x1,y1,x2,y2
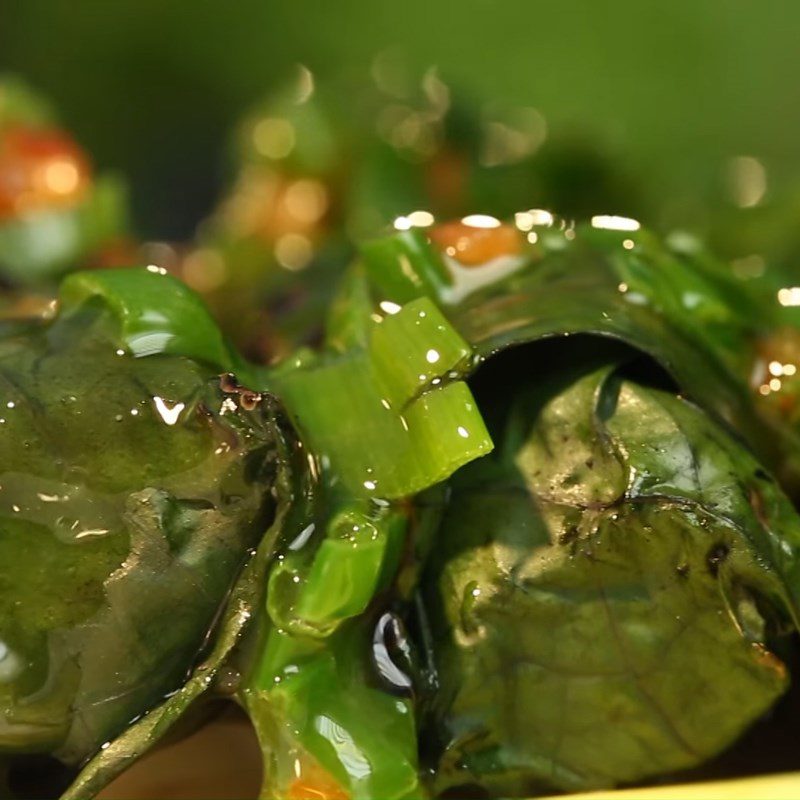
[
  {"x1": 429, "y1": 220, "x2": 522, "y2": 267},
  {"x1": 286, "y1": 761, "x2": 350, "y2": 800}
]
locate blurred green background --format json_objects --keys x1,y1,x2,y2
[{"x1": 2, "y1": 0, "x2": 798, "y2": 239}]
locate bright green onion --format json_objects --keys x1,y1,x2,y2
[
  {"x1": 294, "y1": 535, "x2": 387, "y2": 629},
  {"x1": 272, "y1": 298, "x2": 493, "y2": 498},
  {"x1": 260, "y1": 632, "x2": 423, "y2": 800},
  {"x1": 266, "y1": 507, "x2": 395, "y2": 638},
  {"x1": 371, "y1": 297, "x2": 473, "y2": 408},
  {"x1": 404, "y1": 381, "x2": 490, "y2": 485},
  {"x1": 360, "y1": 228, "x2": 452, "y2": 305},
  {"x1": 58, "y1": 268, "x2": 238, "y2": 370}
]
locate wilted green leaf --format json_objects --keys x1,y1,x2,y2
[
  {"x1": 0, "y1": 294, "x2": 290, "y2": 780},
  {"x1": 423, "y1": 363, "x2": 800, "y2": 795}
]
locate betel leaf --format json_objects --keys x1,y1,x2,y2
[
  {"x1": 0, "y1": 278, "x2": 298, "y2": 796},
  {"x1": 60, "y1": 453, "x2": 297, "y2": 800},
  {"x1": 422, "y1": 363, "x2": 800, "y2": 796}
]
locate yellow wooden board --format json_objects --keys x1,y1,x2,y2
[{"x1": 545, "y1": 773, "x2": 800, "y2": 800}]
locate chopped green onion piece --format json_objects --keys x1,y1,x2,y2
[
  {"x1": 59, "y1": 268, "x2": 237, "y2": 370},
  {"x1": 251, "y1": 626, "x2": 324, "y2": 689},
  {"x1": 266, "y1": 634, "x2": 423, "y2": 800},
  {"x1": 404, "y1": 381, "x2": 491, "y2": 484},
  {"x1": 294, "y1": 534, "x2": 386, "y2": 627},
  {"x1": 371, "y1": 298, "x2": 472, "y2": 408},
  {"x1": 273, "y1": 301, "x2": 493, "y2": 498},
  {"x1": 272, "y1": 355, "x2": 387, "y2": 491},
  {"x1": 266, "y1": 507, "x2": 396, "y2": 637},
  {"x1": 360, "y1": 228, "x2": 452, "y2": 305}
]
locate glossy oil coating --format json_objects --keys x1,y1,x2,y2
[{"x1": 0, "y1": 302, "x2": 281, "y2": 765}]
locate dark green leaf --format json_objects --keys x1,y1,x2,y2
[
  {"x1": 422, "y1": 365, "x2": 800, "y2": 795},
  {"x1": 0, "y1": 296, "x2": 293, "y2": 790}
]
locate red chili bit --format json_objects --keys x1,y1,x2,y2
[{"x1": 0, "y1": 125, "x2": 92, "y2": 220}]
